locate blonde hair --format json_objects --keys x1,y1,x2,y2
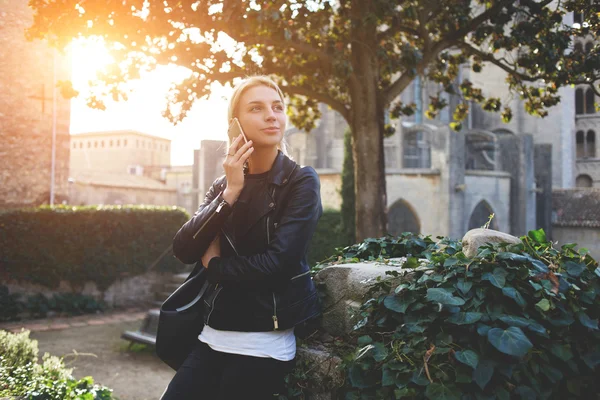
[{"x1": 227, "y1": 76, "x2": 289, "y2": 156}]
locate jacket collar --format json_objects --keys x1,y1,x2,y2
[{"x1": 266, "y1": 150, "x2": 298, "y2": 186}]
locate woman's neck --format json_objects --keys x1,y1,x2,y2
[{"x1": 247, "y1": 146, "x2": 279, "y2": 174}]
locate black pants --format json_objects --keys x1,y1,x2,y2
[{"x1": 160, "y1": 340, "x2": 295, "y2": 400}]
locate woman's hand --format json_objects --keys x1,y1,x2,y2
[
  {"x1": 222, "y1": 135, "x2": 253, "y2": 205},
  {"x1": 202, "y1": 236, "x2": 221, "y2": 268}
]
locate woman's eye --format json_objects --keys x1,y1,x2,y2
[
  {"x1": 274, "y1": 105, "x2": 284, "y2": 111},
  {"x1": 250, "y1": 106, "x2": 261, "y2": 111}
]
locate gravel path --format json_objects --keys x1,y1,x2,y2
[{"x1": 30, "y1": 319, "x2": 175, "y2": 400}]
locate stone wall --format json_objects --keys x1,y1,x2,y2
[
  {"x1": 69, "y1": 181, "x2": 177, "y2": 206},
  {"x1": 316, "y1": 170, "x2": 342, "y2": 210},
  {"x1": 5, "y1": 270, "x2": 170, "y2": 308},
  {"x1": 464, "y1": 171, "x2": 511, "y2": 234},
  {"x1": 0, "y1": 0, "x2": 71, "y2": 208},
  {"x1": 552, "y1": 226, "x2": 600, "y2": 259}
]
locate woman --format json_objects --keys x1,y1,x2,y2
[{"x1": 162, "y1": 76, "x2": 322, "y2": 399}]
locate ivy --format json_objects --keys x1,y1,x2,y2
[{"x1": 321, "y1": 231, "x2": 600, "y2": 399}]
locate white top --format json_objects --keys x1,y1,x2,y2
[{"x1": 198, "y1": 325, "x2": 296, "y2": 361}]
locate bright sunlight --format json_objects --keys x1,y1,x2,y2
[{"x1": 69, "y1": 38, "x2": 232, "y2": 166}]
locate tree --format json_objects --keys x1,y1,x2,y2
[
  {"x1": 27, "y1": 0, "x2": 600, "y2": 241},
  {"x1": 340, "y1": 128, "x2": 356, "y2": 244}
]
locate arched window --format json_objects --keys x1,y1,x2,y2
[
  {"x1": 576, "y1": 130, "x2": 585, "y2": 158},
  {"x1": 585, "y1": 88, "x2": 596, "y2": 114},
  {"x1": 388, "y1": 199, "x2": 421, "y2": 236},
  {"x1": 468, "y1": 200, "x2": 498, "y2": 231},
  {"x1": 587, "y1": 130, "x2": 596, "y2": 158},
  {"x1": 576, "y1": 88, "x2": 584, "y2": 114},
  {"x1": 576, "y1": 174, "x2": 593, "y2": 188}
]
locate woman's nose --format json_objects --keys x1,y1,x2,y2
[{"x1": 265, "y1": 111, "x2": 276, "y2": 121}]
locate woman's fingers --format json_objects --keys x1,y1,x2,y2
[
  {"x1": 230, "y1": 139, "x2": 253, "y2": 163},
  {"x1": 239, "y1": 145, "x2": 254, "y2": 163},
  {"x1": 227, "y1": 135, "x2": 243, "y2": 156}
]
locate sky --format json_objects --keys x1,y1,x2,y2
[{"x1": 69, "y1": 39, "x2": 233, "y2": 166}]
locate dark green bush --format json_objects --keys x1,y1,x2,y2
[
  {"x1": 0, "y1": 286, "x2": 22, "y2": 322},
  {"x1": 0, "y1": 330, "x2": 114, "y2": 399},
  {"x1": 0, "y1": 205, "x2": 189, "y2": 291},
  {"x1": 307, "y1": 209, "x2": 350, "y2": 267},
  {"x1": 330, "y1": 230, "x2": 600, "y2": 399}
]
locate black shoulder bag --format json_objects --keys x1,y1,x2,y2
[{"x1": 156, "y1": 262, "x2": 209, "y2": 371}]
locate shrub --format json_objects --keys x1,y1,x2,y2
[
  {"x1": 332, "y1": 230, "x2": 600, "y2": 399},
  {"x1": 0, "y1": 286, "x2": 22, "y2": 322},
  {"x1": 0, "y1": 205, "x2": 189, "y2": 291},
  {"x1": 307, "y1": 209, "x2": 350, "y2": 267},
  {"x1": 0, "y1": 330, "x2": 114, "y2": 399}
]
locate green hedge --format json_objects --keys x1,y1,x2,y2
[
  {"x1": 307, "y1": 209, "x2": 350, "y2": 267},
  {"x1": 0, "y1": 205, "x2": 189, "y2": 291}
]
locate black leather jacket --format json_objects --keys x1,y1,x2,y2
[{"x1": 172, "y1": 151, "x2": 322, "y2": 332}]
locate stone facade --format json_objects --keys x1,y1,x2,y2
[{"x1": 0, "y1": 0, "x2": 71, "y2": 208}]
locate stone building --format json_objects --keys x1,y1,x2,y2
[
  {"x1": 0, "y1": 0, "x2": 71, "y2": 208},
  {"x1": 69, "y1": 130, "x2": 177, "y2": 206}
]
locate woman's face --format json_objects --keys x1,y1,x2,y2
[{"x1": 235, "y1": 85, "x2": 286, "y2": 149}]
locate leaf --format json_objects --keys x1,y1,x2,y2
[
  {"x1": 426, "y1": 288, "x2": 465, "y2": 306},
  {"x1": 348, "y1": 364, "x2": 372, "y2": 388},
  {"x1": 515, "y1": 385, "x2": 537, "y2": 400},
  {"x1": 477, "y1": 323, "x2": 491, "y2": 336},
  {"x1": 496, "y1": 252, "x2": 530, "y2": 263},
  {"x1": 526, "y1": 321, "x2": 548, "y2": 337},
  {"x1": 502, "y1": 286, "x2": 527, "y2": 307},
  {"x1": 472, "y1": 360, "x2": 495, "y2": 390},
  {"x1": 382, "y1": 368, "x2": 395, "y2": 386},
  {"x1": 425, "y1": 383, "x2": 460, "y2": 400},
  {"x1": 454, "y1": 350, "x2": 479, "y2": 369},
  {"x1": 395, "y1": 387, "x2": 417, "y2": 398},
  {"x1": 595, "y1": 267, "x2": 600, "y2": 277},
  {"x1": 383, "y1": 295, "x2": 413, "y2": 314},
  {"x1": 372, "y1": 342, "x2": 389, "y2": 362},
  {"x1": 577, "y1": 312, "x2": 599, "y2": 330},
  {"x1": 487, "y1": 327, "x2": 533, "y2": 357},
  {"x1": 498, "y1": 314, "x2": 530, "y2": 328},
  {"x1": 550, "y1": 344, "x2": 573, "y2": 361},
  {"x1": 357, "y1": 335, "x2": 372, "y2": 345},
  {"x1": 528, "y1": 229, "x2": 547, "y2": 244},
  {"x1": 402, "y1": 323, "x2": 426, "y2": 333},
  {"x1": 482, "y1": 268, "x2": 508, "y2": 288},
  {"x1": 582, "y1": 351, "x2": 600, "y2": 369},
  {"x1": 496, "y1": 387, "x2": 510, "y2": 400},
  {"x1": 563, "y1": 261, "x2": 586, "y2": 277},
  {"x1": 444, "y1": 257, "x2": 460, "y2": 267},
  {"x1": 535, "y1": 298, "x2": 551, "y2": 312},
  {"x1": 447, "y1": 312, "x2": 483, "y2": 325},
  {"x1": 456, "y1": 279, "x2": 473, "y2": 295}
]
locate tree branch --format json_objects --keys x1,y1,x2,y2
[{"x1": 284, "y1": 84, "x2": 351, "y2": 123}]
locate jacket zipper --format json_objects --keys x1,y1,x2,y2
[
  {"x1": 206, "y1": 284, "x2": 221, "y2": 325},
  {"x1": 266, "y1": 186, "x2": 277, "y2": 244},
  {"x1": 222, "y1": 229, "x2": 239, "y2": 256},
  {"x1": 192, "y1": 199, "x2": 227, "y2": 239},
  {"x1": 272, "y1": 292, "x2": 279, "y2": 330}
]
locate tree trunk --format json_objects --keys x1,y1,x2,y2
[{"x1": 349, "y1": 2, "x2": 387, "y2": 242}]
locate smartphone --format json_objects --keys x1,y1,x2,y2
[{"x1": 228, "y1": 118, "x2": 248, "y2": 144}]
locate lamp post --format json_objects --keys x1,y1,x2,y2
[{"x1": 50, "y1": 49, "x2": 58, "y2": 206}]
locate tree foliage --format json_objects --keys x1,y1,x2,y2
[
  {"x1": 26, "y1": 0, "x2": 600, "y2": 239},
  {"x1": 321, "y1": 229, "x2": 600, "y2": 399}
]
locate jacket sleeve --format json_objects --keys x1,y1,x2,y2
[
  {"x1": 172, "y1": 177, "x2": 233, "y2": 264},
  {"x1": 206, "y1": 167, "x2": 322, "y2": 287}
]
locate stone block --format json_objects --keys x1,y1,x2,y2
[
  {"x1": 296, "y1": 346, "x2": 344, "y2": 396},
  {"x1": 314, "y1": 260, "x2": 408, "y2": 336},
  {"x1": 462, "y1": 228, "x2": 521, "y2": 258}
]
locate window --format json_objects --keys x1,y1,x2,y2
[
  {"x1": 576, "y1": 174, "x2": 593, "y2": 187},
  {"x1": 576, "y1": 130, "x2": 596, "y2": 158},
  {"x1": 574, "y1": 12, "x2": 583, "y2": 25},
  {"x1": 79, "y1": 142, "x2": 83, "y2": 149},
  {"x1": 117, "y1": 139, "x2": 120, "y2": 147},
  {"x1": 124, "y1": 139, "x2": 128, "y2": 147},
  {"x1": 94, "y1": 141, "x2": 98, "y2": 148},
  {"x1": 110, "y1": 140, "x2": 113, "y2": 147},
  {"x1": 101, "y1": 141, "x2": 104, "y2": 148},
  {"x1": 576, "y1": 87, "x2": 596, "y2": 115},
  {"x1": 87, "y1": 141, "x2": 91, "y2": 148},
  {"x1": 403, "y1": 131, "x2": 431, "y2": 168},
  {"x1": 72, "y1": 142, "x2": 77, "y2": 149},
  {"x1": 576, "y1": 88, "x2": 584, "y2": 114},
  {"x1": 585, "y1": 88, "x2": 596, "y2": 114},
  {"x1": 136, "y1": 139, "x2": 139, "y2": 148}
]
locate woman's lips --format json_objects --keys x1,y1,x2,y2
[{"x1": 262, "y1": 127, "x2": 280, "y2": 133}]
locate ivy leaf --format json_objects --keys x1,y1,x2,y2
[
  {"x1": 582, "y1": 351, "x2": 600, "y2": 369},
  {"x1": 454, "y1": 350, "x2": 479, "y2": 369},
  {"x1": 426, "y1": 288, "x2": 465, "y2": 306},
  {"x1": 456, "y1": 279, "x2": 473, "y2": 295},
  {"x1": 502, "y1": 286, "x2": 527, "y2": 307},
  {"x1": 550, "y1": 344, "x2": 573, "y2": 361},
  {"x1": 358, "y1": 335, "x2": 372, "y2": 345},
  {"x1": 372, "y1": 342, "x2": 389, "y2": 362},
  {"x1": 526, "y1": 321, "x2": 549, "y2": 337},
  {"x1": 482, "y1": 268, "x2": 508, "y2": 288},
  {"x1": 577, "y1": 312, "x2": 599, "y2": 330},
  {"x1": 472, "y1": 360, "x2": 495, "y2": 390},
  {"x1": 496, "y1": 387, "x2": 510, "y2": 400},
  {"x1": 496, "y1": 252, "x2": 530, "y2": 263},
  {"x1": 595, "y1": 267, "x2": 600, "y2": 277},
  {"x1": 425, "y1": 383, "x2": 460, "y2": 400},
  {"x1": 563, "y1": 261, "x2": 586, "y2": 278},
  {"x1": 515, "y1": 386, "x2": 537, "y2": 399},
  {"x1": 477, "y1": 323, "x2": 491, "y2": 336},
  {"x1": 498, "y1": 314, "x2": 530, "y2": 328},
  {"x1": 382, "y1": 368, "x2": 396, "y2": 386},
  {"x1": 487, "y1": 327, "x2": 533, "y2": 357},
  {"x1": 395, "y1": 387, "x2": 417, "y2": 398},
  {"x1": 528, "y1": 229, "x2": 547, "y2": 244},
  {"x1": 383, "y1": 295, "x2": 414, "y2": 314},
  {"x1": 535, "y1": 298, "x2": 551, "y2": 312},
  {"x1": 444, "y1": 257, "x2": 460, "y2": 267},
  {"x1": 348, "y1": 364, "x2": 372, "y2": 388},
  {"x1": 447, "y1": 312, "x2": 483, "y2": 325}
]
